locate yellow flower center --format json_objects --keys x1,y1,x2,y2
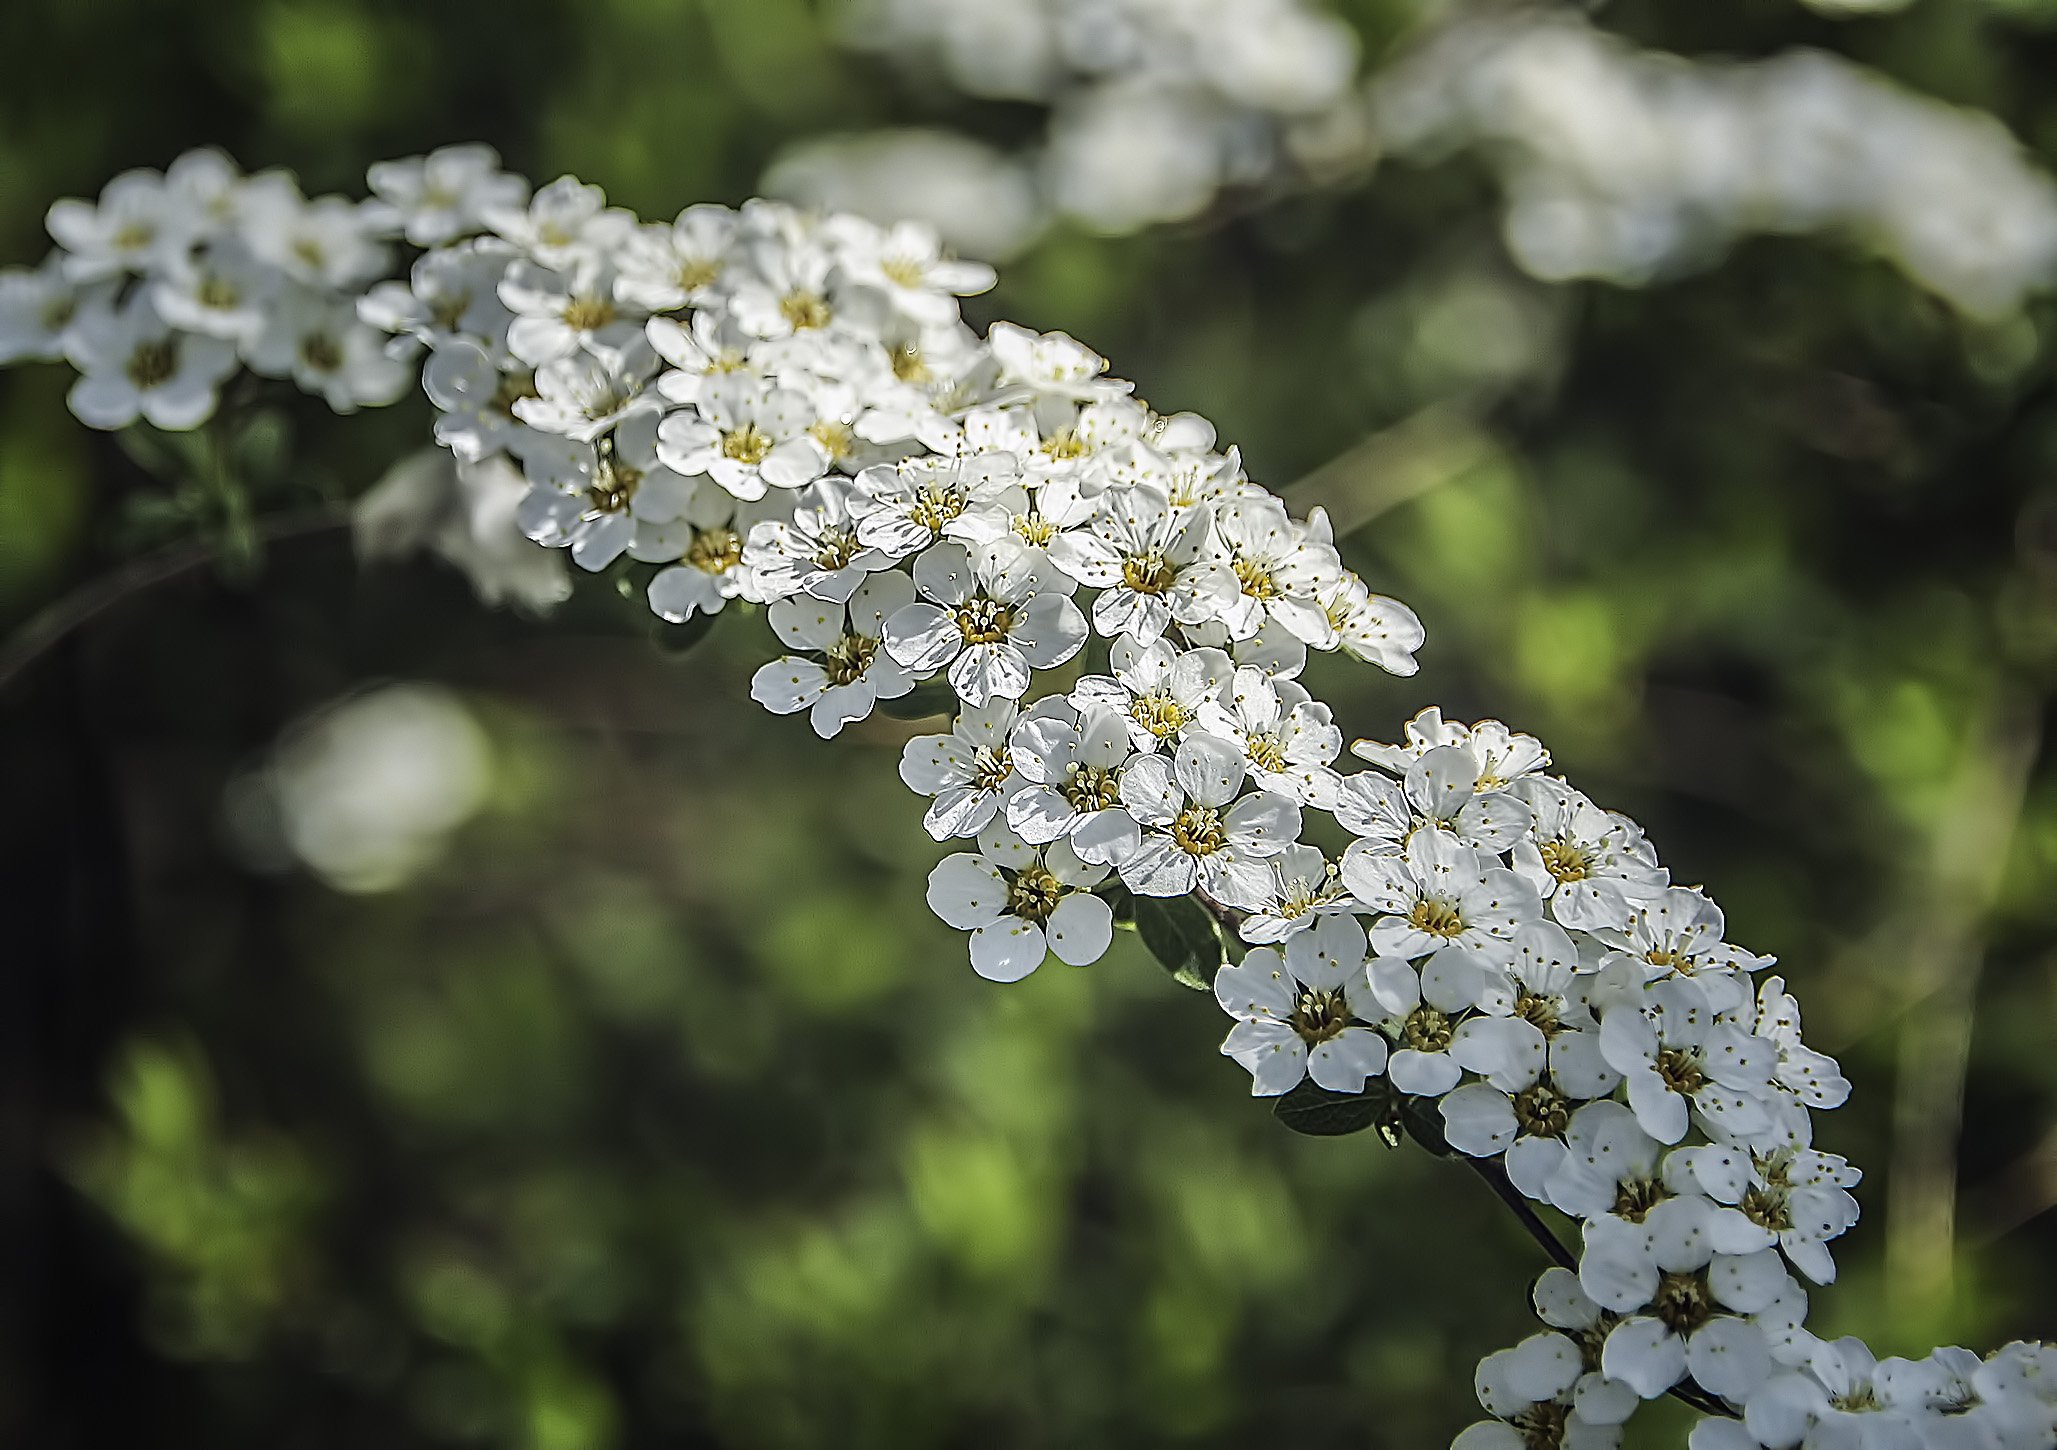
[
  {"x1": 1006, "y1": 866, "x2": 1064, "y2": 923},
  {"x1": 125, "y1": 339, "x2": 178, "y2": 390},
  {"x1": 1131, "y1": 689, "x2": 1188, "y2": 741},
  {"x1": 1232, "y1": 555, "x2": 1281, "y2": 600},
  {"x1": 1402, "y1": 1005, "x2": 1453, "y2": 1054},
  {"x1": 562, "y1": 295, "x2": 617, "y2": 332},
  {"x1": 1060, "y1": 763, "x2": 1121, "y2": 812},
  {"x1": 1539, "y1": 838, "x2": 1592, "y2": 883},
  {"x1": 1170, "y1": 805, "x2": 1226, "y2": 856},
  {"x1": 780, "y1": 290, "x2": 831, "y2": 331},
  {"x1": 721, "y1": 426, "x2": 771, "y2": 466},
  {"x1": 1121, "y1": 552, "x2": 1178, "y2": 594},
  {"x1": 822, "y1": 632, "x2": 877, "y2": 687},
  {"x1": 686, "y1": 527, "x2": 742, "y2": 574},
  {"x1": 1407, "y1": 896, "x2": 1464, "y2": 939},
  {"x1": 1290, "y1": 986, "x2": 1353, "y2": 1046},
  {"x1": 298, "y1": 332, "x2": 343, "y2": 374},
  {"x1": 954, "y1": 598, "x2": 1017, "y2": 645}
]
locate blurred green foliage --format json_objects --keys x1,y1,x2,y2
[{"x1": 7, "y1": 1, "x2": 2057, "y2": 1447}]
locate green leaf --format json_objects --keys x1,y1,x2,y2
[
  {"x1": 1272, "y1": 1079, "x2": 1404, "y2": 1140},
  {"x1": 875, "y1": 680, "x2": 957, "y2": 720},
  {"x1": 1131, "y1": 893, "x2": 1222, "y2": 991}
]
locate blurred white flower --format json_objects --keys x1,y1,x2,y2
[
  {"x1": 1374, "y1": 13, "x2": 2057, "y2": 318},
  {"x1": 763, "y1": 131, "x2": 1045, "y2": 262},
  {"x1": 224, "y1": 684, "x2": 494, "y2": 894}
]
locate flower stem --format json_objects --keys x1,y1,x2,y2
[{"x1": 0, "y1": 509, "x2": 350, "y2": 693}]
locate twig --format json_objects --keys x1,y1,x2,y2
[
  {"x1": 1462, "y1": 1154, "x2": 1577, "y2": 1271},
  {"x1": 0, "y1": 508, "x2": 351, "y2": 694},
  {"x1": 1276, "y1": 399, "x2": 1500, "y2": 538}
]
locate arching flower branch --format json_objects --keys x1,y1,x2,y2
[{"x1": 5, "y1": 146, "x2": 2055, "y2": 1450}]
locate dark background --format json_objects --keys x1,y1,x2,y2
[{"x1": 5, "y1": 1, "x2": 2057, "y2": 1446}]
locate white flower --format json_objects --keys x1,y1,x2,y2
[
  {"x1": 1210, "y1": 496, "x2": 1343, "y2": 644},
  {"x1": 1189, "y1": 665, "x2": 1341, "y2": 806},
  {"x1": 1597, "y1": 886, "x2": 1772, "y2": 1017},
  {"x1": 1744, "y1": 1340, "x2": 1921, "y2": 1450},
  {"x1": 1319, "y1": 571, "x2": 1424, "y2": 676},
  {"x1": 484, "y1": 175, "x2": 629, "y2": 267},
  {"x1": 1530, "y1": 1269, "x2": 1642, "y2": 1428},
  {"x1": 512, "y1": 337, "x2": 661, "y2": 441},
  {"x1": 149, "y1": 242, "x2": 277, "y2": 344},
  {"x1": 1580, "y1": 1198, "x2": 1788, "y2": 1401},
  {"x1": 366, "y1": 144, "x2": 528, "y2": 247},
  {"x1": 1598, "y1": 977, "x2": 1778, "y2": 1146},
  {"x1": 500, "y1": 256, "x2": 642, "y2": 366},
  {"x1": 0, "y1": 255, "x2": 92, "y2": 364},
  {"x1": 1334, "y1": 743, "x2": 1533, "y2": 859},
  {"x1": 516, "y1": 413, "x2": 695, "y2": 571},
  {"x1": 637, "y1": 486, "x2": 770, "y2": 623},
  {"x1": 944, "y1": 473, "x2": 1099, "y2": 578},
  {"x1": 881, "y1": 540, "x2": 1087, "y2": 707},
  {"x1": 1459, "y1": 1330, "x2": 1622, "y2": 1450},
  {"x1": 1512, "y1": 781, "x2": 1669, "y2": 931},
  {"x1": 833, "y1": 217, "x2": 997, "y2": 326},
  {"x1": 744, "y1": 480, "x2": 895, "y2": 603},
  {"x1": 647, "y1": 309, "x2": 754, "y2": 406},
  {"x1": 1214, "y1": 913, "x2": 1388, "y2": 1095},
  {"x1": 1342, "y1": 828, "x2": 1540, "y2": 966},
  {"x1": 852, "y1": 452, "x2": 1023, "y2": 559},
  {"x1": 1114, "y1": 733, "x2": 1300, "y2": 908},
  {"x1": 1237, "y1": 843, "x2": 1352, "y2": 945},
  {"x1": 359, "y1": 241, "x2": 517, "y2": 353},
  {"x1": 64, "y1": 292, "x2": 237, "y2": 431},
  {"x1": 1664, "y1": 1143, "x2": 1860, "y2": 1286},
  {"x1": 244, "y1": 289, "x2": 411, "y2": 413},
  {"x1": 1005, "y1": 702, "x2": 1138, "y2": 862},
  {"x1": 1047, "y1": 484, "x2": 1236, "y2": 642},
  {"x1": 242, "y1": 189, "x2": 389, "y2": 291},
  {"x1": 1069, "y1": 634, "x2": 1233, "y2": 752},
  {"x1": 726, "y1": 222, "x2": 856, "y2": 341},
  {"x1": 1353, "y1": 707, "x2": 1551, "y2": 788},
  {"x1": 899, "y1": 698, "x2": 1031, "y2": 840},
  {"x1": 46, "y1": 168, "x2": 192, "y2": 280},
  {"x1": 926, "y1": 822, "x2": 1114, "y2": 981},
  {"x1": 987, "y1": 320, "x2": 1125, "y2": 403},
  {"x1": 354, "y1": 450, "x2": 570, "y2": 612},
  {"x1": 656, "y1": 374, "x2": 824, "y2": 500},
  {"x1": 749, "y1": 572, "x2": 918, "y2": 738},
  {"x1": 423, "y1": 341, "x2": 533, "y2": 463},
  {"x1": 1363, "y1": 945, "x2": 1492, "y2": 1097},
  {"x1": 1544, "y1": 1100, "x2": 1669, "y2": 1225},
  {"x1": 1752, "y1": 975, "x2": 1851, "y2": 1113},
  {"x1": 614, "y1": 204, "x2": 738, "y2": 312}
]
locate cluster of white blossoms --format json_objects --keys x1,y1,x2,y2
[
  {"x1": 1373, "y1": 10, "x2": 2057, "y2": 318},
  {"x1": 6, "y1": 148, "x2": 2055, "y2": 1450},
  {"x1": 816, "y1": 0, "x2": 1371, "y2": 238},
  {"x1": 0, "y1": 148, "x2": 482, "y2": 428}
]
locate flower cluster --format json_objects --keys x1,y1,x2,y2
[
  {"x1": 818, "y1": 0, "x2": 1372, "y2": 237},
  {"x1": 0, "y1": 147, "x2": 516, "y2": 428},
  {"x1": 5, "y1": 150, "x2": 2053, "y2": 1450}
]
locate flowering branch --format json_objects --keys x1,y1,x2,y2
[{"x1": 4, "y1": 145, "x2": 2055, "y2": 1450}]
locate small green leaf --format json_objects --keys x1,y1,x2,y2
[
  {"x1": 1132, "y1": 893, "x2": 1222, "y2": 991},
  {"x1": 1273, "y1": 1078, "x2": 1406, "y2": 1140},
  {"x1": 875, "y1": 680, "x2": 958, "y2": 720}
]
